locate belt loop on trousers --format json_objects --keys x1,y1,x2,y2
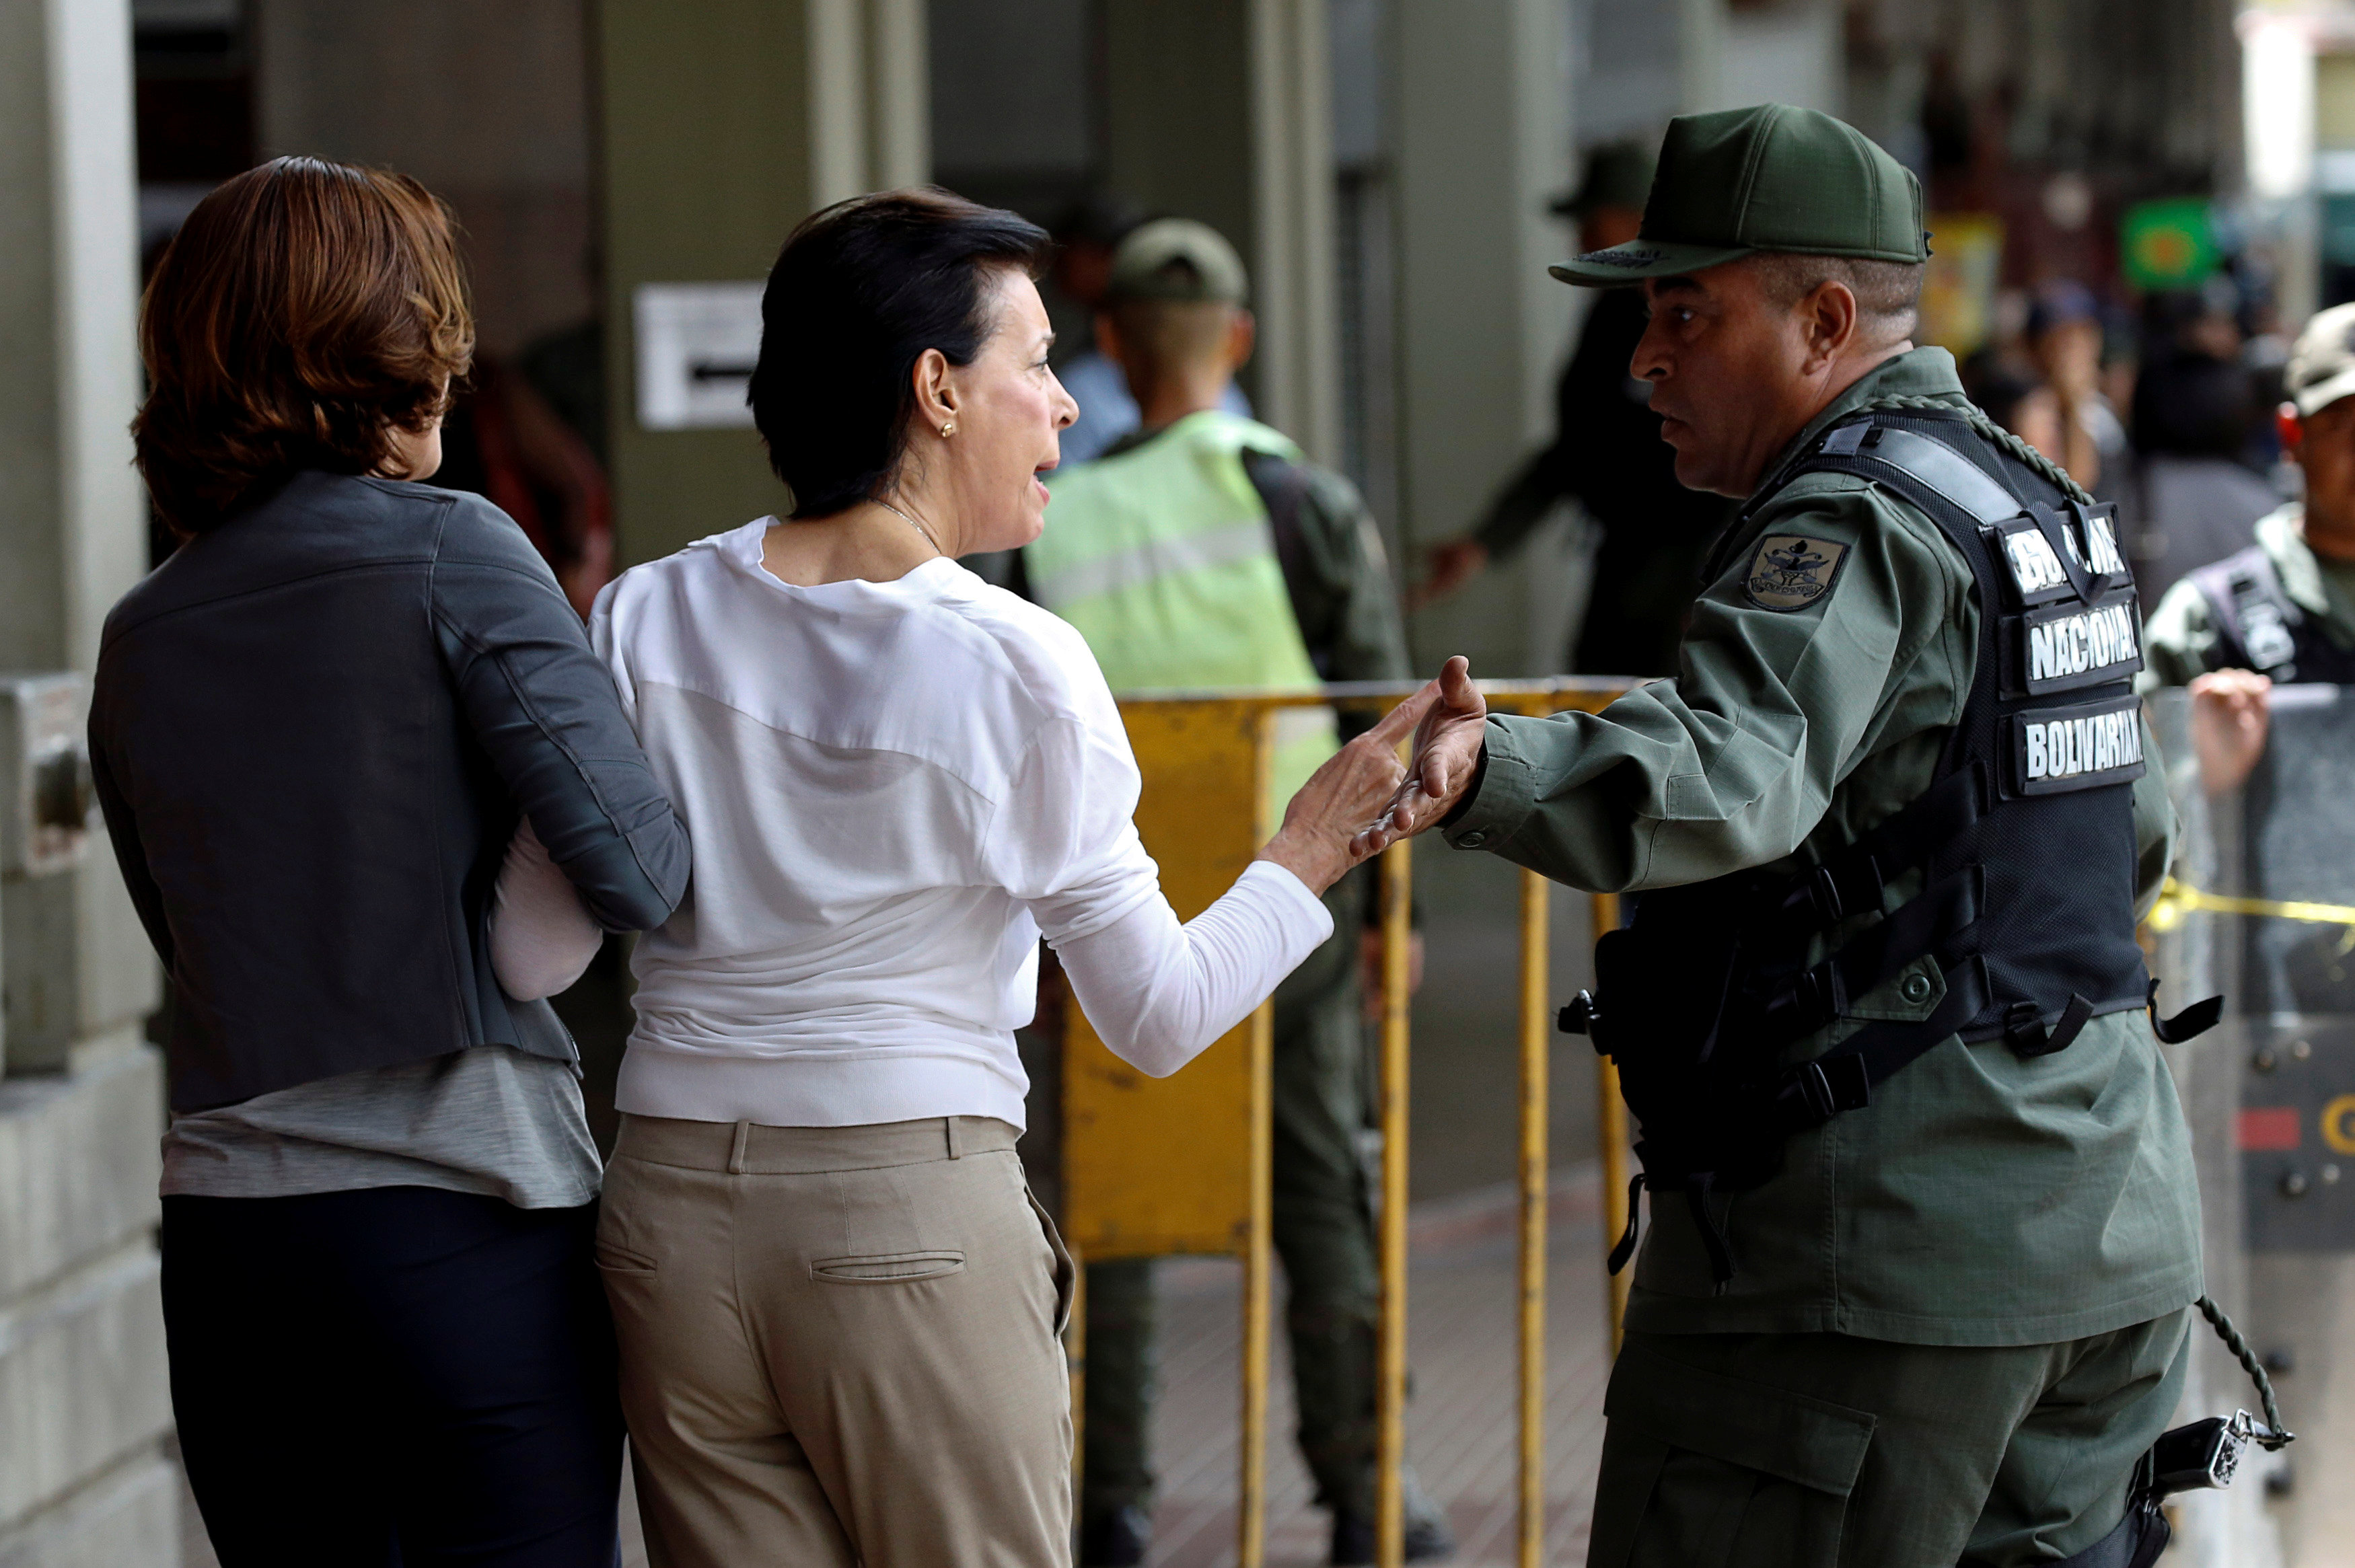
[
  {"x1": 728, "y1": 1120, "x2": 752, "y2": 1174},
  {"x1": 946, "y1": 1116, "x2": 963, "y2": 1160}
]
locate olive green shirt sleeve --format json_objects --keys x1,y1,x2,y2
[
  {"x1": 2138, "y1": 573, "x2": 2224, "y2": 689},
  {"x1": 1440, "y1": 474, "x2": 1976, "y2": 891},
  {"x1": 1288, "y1": 463, "x2": 1413, "y2": 685}
]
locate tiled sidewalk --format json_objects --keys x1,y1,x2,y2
[{"x1": 1133, "y1": 1166, "x2": 1616, "y2": 1568}]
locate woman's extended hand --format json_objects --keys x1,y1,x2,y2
[
  {"x1": 1358, "y1": 655, "x2": 1487, "y2": 854},
  {"x1": 1256, "y1": 669, "x2": 1457, "y2": 895}
]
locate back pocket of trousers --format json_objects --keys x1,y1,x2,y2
[
  {"x1": 811, "y1": 1250, "x2": 967, "y2": 1284},
  {"x1": 1589, "y1": 1339, "x2": 1875, "y2": 1568}
]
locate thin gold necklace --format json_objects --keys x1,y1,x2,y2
[{"x1": 876, "y1": 499, "x2": 943, "y2": 558}]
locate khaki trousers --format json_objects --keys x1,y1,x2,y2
[{"x1": 598, "y1": 1114, "x2": 1075, "y2": 1568}]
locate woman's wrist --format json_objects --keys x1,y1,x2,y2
[{"x1": 1255, "y1": 823, "x2": 1349, "y2": 897}]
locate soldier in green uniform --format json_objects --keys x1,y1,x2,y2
[
  {"x1": 1024, "y1": 220, "x2": 1451, "y2": 1566},
  {"x1": 1375, "y1": 106, "x2": 2210, "y2": 1565},
  {"x1": 2142, "y1": 303, "x2": 2355, "y2": 793}
]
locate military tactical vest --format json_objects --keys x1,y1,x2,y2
[
  {"x1": 1573, "y1": 410, "x2": 2215, "y2": 1281},
  {"x1": 2186, "y1": 542, "x2": 2355, "y2": 684},
  {"x1": 1031, "y1": 409, "x2": 1338, "y2": 821}
]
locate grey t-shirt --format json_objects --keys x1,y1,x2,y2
[{"x1": 161, "y1": 1043, "x2": 601, "y2": 1209}]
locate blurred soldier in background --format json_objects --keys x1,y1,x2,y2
[
  {"x1": 1417, "y1": 141, "x2": 1732, "y2": 677},
  {"x1": 1027, "y1": 219, "x2": 1447, "y2": 1566},
  {"x1": 1049, "y1": 194, "x2": 1252, "y2": 467},
  {"x1": 2144, "y1": 302, "x2": 2355, "y2": 793}
]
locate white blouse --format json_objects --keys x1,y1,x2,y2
[{"x1": 491, "y1": 520, "x2": 1332, "y2": 1131}]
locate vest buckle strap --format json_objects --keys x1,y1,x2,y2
[
  {"x1": 1605, "y1": 1170, "x2": 1646, "y2": 1275},
  {"x1": 2148, "y1": 979, "x2": 2224, "y2": 1044},
  {"x1": 2005, "y1": 992, "x2": 2096, "y2": 1057},
  {"x1": 1774, "y1": 1053, "x2": 1873, "y2": 1130},
  {"x1": 1761, "y1": 959, "x2": 1848, "y2": 1038},
  {"x1": 1798, "y1": 854, "x2": 1886, "y2": 928}
]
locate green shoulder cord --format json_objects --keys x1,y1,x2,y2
[
  {"x1": 2197, "y1": 1294, "x2": 2295, "y2": 1450},
  {"x1": 1846, "y1": 392, "x2": 2101, "y2": 507},
  {"x1": 1846, "y1": 395, "x2": 2296, "y2": 1454}
]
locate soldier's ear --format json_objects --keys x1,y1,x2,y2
[
  {"x1": 2278, "y1": 402, "x2": 2303, "y2": 456},
  {"x1": 1226, "y1": 308, "x2": 1257, "y2": 375},
  {"x1": 1802, "y1": 279, "x2": 1859, "y2": 371}
]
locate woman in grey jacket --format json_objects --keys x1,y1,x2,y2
[{"x1": 89, "y1": 157, "x2": 689, "y2": 1567}]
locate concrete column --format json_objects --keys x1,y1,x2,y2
[
  {"x1": 597, "y1": 0, "x2": 931, "y2": 566},
  {"x1": 1100, "y1": 0, "x2": 1340, "y2": 460},
  {"x1": 810, "y1": 0, "x2": 933, "y2": 207},
  {"x1": 0, "y1": 0, "x2": 178, "y2": 1561},
  {"x1": 1393, "y1": 0, "x2": 1572, "y2": 675}
]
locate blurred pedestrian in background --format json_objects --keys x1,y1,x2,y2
[
  {"x1": 1417, "y1": 141, "x2": 1733, "y2": 678},
  {"x1": 2024, "y1": 281, "x2": 2126, "y2": 494},
  {"x1": 1049, "y1": 193, "x2": 1252, "y2": 467},
  {"x1": 431, "y1": 353, "x2": 614, "y2": 617},
  {"x1": 1968, "y1": 361, "x2": 2071, "y2": 469},
  {"x1": 1025, "y1": 218, "x2": 1446, "y2": 1567},
  {"x1": 2128, "y1": 285, "x2": 2279, "y2": 606},
  {"x1": 99, "y1": 155, "x2": 691, "y2": 1567}
]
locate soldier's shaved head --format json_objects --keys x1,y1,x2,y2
[
  {"x1": 1106, "y1": 297, "x2": 1241, "y2": 381},
  {"x1": 1749, "y1": 254, "x2": 1924, "y2": 348}
]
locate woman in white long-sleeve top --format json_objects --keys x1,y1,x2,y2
[{"x1": 495, "y1": 188, "x2": 1444, "y2": 1568}]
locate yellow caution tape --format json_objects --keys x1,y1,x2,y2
[{"x1": 2148, "y1": 877, "x2": 2355, "y2": 937}]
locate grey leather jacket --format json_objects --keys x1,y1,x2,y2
[{"x1": 91, "y1": 471, "x2": 690, "y2": 1112}]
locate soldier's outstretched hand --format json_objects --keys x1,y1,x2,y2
[
  {"x1": 1352, "y1": 657, "x2": 1486, "y2": 856},
  {"x1": 1259, "y1": 678, "x2": 1437, "y2": 893},
  {"x1": 2188, "y1": 667, "x2": 2272, "y2": 796}
]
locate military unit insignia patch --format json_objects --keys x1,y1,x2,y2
[{"x1": 1742, "y1": 534, "x2": 1850, "y2": 611}]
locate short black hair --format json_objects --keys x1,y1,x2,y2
[{"x1": 751, "y1": 187, "x2": 1050, "y2": 519}]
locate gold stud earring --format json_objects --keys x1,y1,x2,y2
[{"x1": 940, "y1": 420, "x2": 955, "y2": 437}]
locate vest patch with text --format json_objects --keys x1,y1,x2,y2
[
  {"x1": 2008, "y1": 585, "x2": 2144, "y2": 696},
  {"x1": 1992, "y1": 508, "x2": 2128, "y2": 605},
  {"x1": 2009, "y1": 693, "x2": 2146, "y2": 795}
]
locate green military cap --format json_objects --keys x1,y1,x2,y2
[
  {"x1": 1550, "y1": 104, "x2": 1927, "y2": 287},
  {"x1": 1550, "y1": 141, "x2": 1657, "y2": 217},
  {"x1": 1106, "y1": 217, "x2": 1249, "y2": 305}
]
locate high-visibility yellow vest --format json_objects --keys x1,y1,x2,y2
[{"x1": 1034, "y1": 408, "x2": 1339, "y2": 834}]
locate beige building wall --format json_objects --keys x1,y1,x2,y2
[
  {"x1": 0, "y1": 0, "x2": 178, "y2": 1561},
  {"x1": 1393, "y1": 0, "x2": 1575, "y2": 678},
  {"x1": 253, "y1": 0, "x2": 599, "y2": 357},
  {"x1": 594, "y1": 0, "x2": 929, "y2": 568},
  {"x1": 1096, "y1": 0, "x2": 1340, "y2": 464}
]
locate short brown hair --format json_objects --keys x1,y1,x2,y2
[
  {"x1": 1106, "y1": 297, "x2": 1241, "y2": 381},
  {"x1": 1750, "y1": 252, "x2": 1924, "y2": 347},
  {"x1": 134, "y1": 157, "x2": 474, "y2": 532}
]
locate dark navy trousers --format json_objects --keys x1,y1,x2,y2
[{"x1": 162, "y1": 1186, "x2": 622, "y2": 1567}]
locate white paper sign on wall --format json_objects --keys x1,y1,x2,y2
[{"x1": 633, "y1": 282, "x2": 764, "y2": 431}]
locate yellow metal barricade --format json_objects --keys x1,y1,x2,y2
[{"x1": 1060, "y1": 678, "x2": 1635, "y2": 1568}]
